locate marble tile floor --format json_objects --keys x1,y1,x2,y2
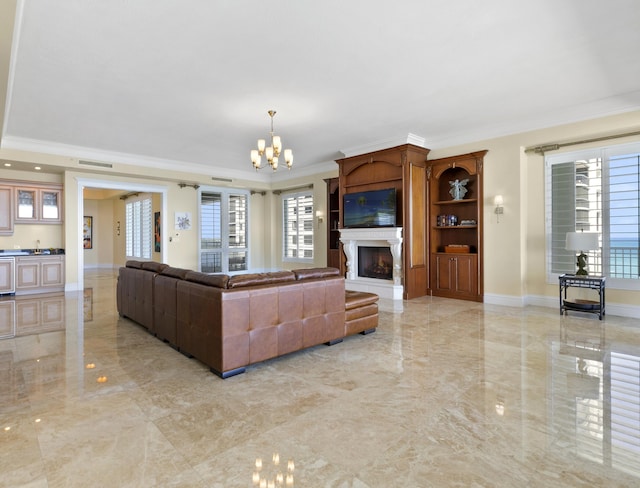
[{"x1": 1, "y1": 270, "x2": 640, "y2": 487}]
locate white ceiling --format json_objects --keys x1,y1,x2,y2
[{"x1": 2, "y1": 0, "x2": 640, "y2": 182}]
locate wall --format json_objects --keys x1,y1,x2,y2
[
  {"x1": 82, "y1": 197, "x2": 115, "y2": 269},
  {"x1": 56, "y1": 167, "x2": 272, "y2": 290},
  {"x1": 427, "y1": 110, "x2": 640, "y2": 315},
  {"x1": 2, "y1": 110, "x2": 639, "y2": 316},
  {"x1": 270, "y1": 170, "x2": 337, "y2": 271}
]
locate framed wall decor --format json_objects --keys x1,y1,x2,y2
[
  {"x1": 154, "y1": 211, "x2": 161, "y2": 252},
  {"x1": 83, "y1": 216, "x2": 93, "y2": 249},
  {"x1": 175, "y1": 212, "x2": 191, "y2": 230}
]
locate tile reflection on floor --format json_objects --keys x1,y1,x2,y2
[{"x1": 1, "y1": 270, "x2": 639, "y2": 487}]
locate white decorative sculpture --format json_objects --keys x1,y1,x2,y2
[{"x1": 449, "y1": 179, "x2": 469, "y2": 200}]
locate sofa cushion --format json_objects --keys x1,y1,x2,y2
[
  {"x1": 160, "y1": 266, "x2": 191, "y2": 280},
  {"x1": 126, "y1": 260, "x2": 144, "y2": 269},
  {"x1": 141, "y1": 261, "x2": 169, "y2": 273},
  {"x1": 345, "y1": 290, "x2": 379, "y2": 310},
  {"x1": 185, "y1": 271, "x2": 230, "y2": 288},
  {"x1": 228, "y1": 271, "x2": 295, "y2": 289},
  {"x1": 293, "y1": 267, "x2": 341, "y2": 280}
]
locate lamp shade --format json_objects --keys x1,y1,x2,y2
[{"x1": 565, "y1": 232, "x2": 599, "y2": 251}]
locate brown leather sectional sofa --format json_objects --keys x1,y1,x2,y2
[{"x1": 117, "y1": 261, "x2": 377, "y2": 378}]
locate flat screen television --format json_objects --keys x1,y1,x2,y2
[{"x1": 343, "y1": 188, "x2": 397, "y2": 228}]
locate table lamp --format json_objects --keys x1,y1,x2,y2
[{"x1": 565, "y1": 232, "x2": 599, "y2": 276}]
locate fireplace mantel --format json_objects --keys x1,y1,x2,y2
[{"x1": 339, "y1": 227, "x2": 403, "y2": 300}]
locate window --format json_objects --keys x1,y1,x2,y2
[
  {"x1": 200, "y1": 189, "x2": 249, "y2": 273},
  {"x1": 283, "y1": 190, "x2": 314, "y2": 262},
  {"x1": 546, "y1": 142, "x2": 640, "y2": 288},
  {"x1": 125, "y1": 194, "x2": 152, "y2": 259}
]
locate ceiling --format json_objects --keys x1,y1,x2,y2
[{"x1": 2, "y1": 0, "x2": 640, "y2": 182}]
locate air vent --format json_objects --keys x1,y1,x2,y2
[
  {"x1": 79, "y1": 160, "x2": 113, "y2": 168},
  {"x1": 211, "y1": 176, "x2": 233, "y2": 183}
]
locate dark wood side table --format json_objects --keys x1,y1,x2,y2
[{"x1": 559, "y1": 274, "x2": 606, "y2": 320}]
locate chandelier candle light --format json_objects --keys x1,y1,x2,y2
[{"x1": 251, "y1": 110, "x2": 293, "y2": 171}]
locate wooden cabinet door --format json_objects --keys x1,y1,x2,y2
[
  {"x1": 16, "y1": 258, "x2": 39, "y2": 290},
  {"x1": 40, "y1": 189, "x2": 63, "y2": 223},
  {"x1": 454, "y1": 254, "x2": 476, "y2": 295},
  {"x1": 0, "y1": 187, "x2": 14, "y2": 234},
  {"x1": 15, "y1": 188, "x2": 37, "y2": 222},
  {"x1": 41, "y1": 258, "x2": 64, "y2": 287},
  {"x1": 434, "y1": 254, "x2": 455, "y2": 292},
  {"x1": 433, "y1": 253, "x2": 477, "y2": 298}
]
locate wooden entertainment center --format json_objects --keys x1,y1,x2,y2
[{"x1": 328, "y1": 144, "x2": 486, "y2": 302}]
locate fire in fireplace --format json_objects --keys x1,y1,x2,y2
[{"x1": 358, "y1": 246, "x2": 393, "y2": 280}]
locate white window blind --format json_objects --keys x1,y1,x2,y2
[
  {"x1": 125, "y1": 195, "x2": 152, "y2": 259},
  {"x1": 283, "y1": 191, "x2": 314, "y2": 261},
  {"x1": 546, "y1": 142, "x2": 640, "y2": 288}
]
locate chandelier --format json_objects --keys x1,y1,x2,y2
[{"x1": 251, "y1": 110, "x2": 293, "y2": 171}]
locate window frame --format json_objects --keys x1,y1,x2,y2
[
  {"x1": 545, "y1": 141, "x2": 640, "y2": 291},
  {"x1": 282, "y1": 189, "x2": 314, "y2": 263},
  {"x1": 198, "y1": 186, "x2": 250, "y2": 274}
]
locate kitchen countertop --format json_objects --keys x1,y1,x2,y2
[{"x1": 0, "y1": 249, "x2": 65, "y2": 256}]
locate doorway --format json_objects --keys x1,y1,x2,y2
[{"x1": 75, "y1": 178, "x2": 168, "y2": 292}]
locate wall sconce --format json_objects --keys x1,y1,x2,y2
[
  {"x1": 315, "y1": 210, "x2": 324, "y2": 227},
  {"x1": 494, "y1": 195, "x2": 504, "y2": 223}
]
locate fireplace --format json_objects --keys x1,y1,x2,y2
[
  {"x1": 358, "y1": 247, "x2": 393, "y2": 280},
  {"x1": 339, "y1": 227, "x2": 403, "y2": 300}
]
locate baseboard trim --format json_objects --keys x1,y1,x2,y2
[
  {"x1": 485, "y1": 293, "x2": 640, "y2": 319},
  {"x1": 483, "y1": 293, "x2": 526, "y2": 308},
  {"x1": 83, "y1": 264, "x2": 119, "y2": 270}
]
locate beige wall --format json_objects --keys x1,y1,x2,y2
[
  {"x1": 427, "y1": 110, "x2": 640, "y2": 311},
  {"x1": 271, "y1": 170, "x2": 337, "y2": 271},
  {"x1": 1, "y1": 110, "x2": 639, "y2": 315},
  {"x1": 82, "y1": 197, "x2": 115, "y2": 269}
]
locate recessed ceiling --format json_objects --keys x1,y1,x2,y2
[
  {"x1": 2, "y1": 0, "x2": 639, "y2": 181},
  {"x1": 1, "y1": 158, "x2": 60, "y2": 174}
]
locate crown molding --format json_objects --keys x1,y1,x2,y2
[{"x1": 339, "y1": 133, "x2": 427, "y2": 159}]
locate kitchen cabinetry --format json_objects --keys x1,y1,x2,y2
[
  {"x1": 0, "y1": 186, "x2": 14, "y2": 235},
  {"x1": 15, "y1": 185, "x2": 63, "y2": 223},
  {"x1": 427, "y1": 150, "x2": 486, "y2": 302},
  {"x1": 15, "y1": 255, "x2": 65, "y2": 295}
]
